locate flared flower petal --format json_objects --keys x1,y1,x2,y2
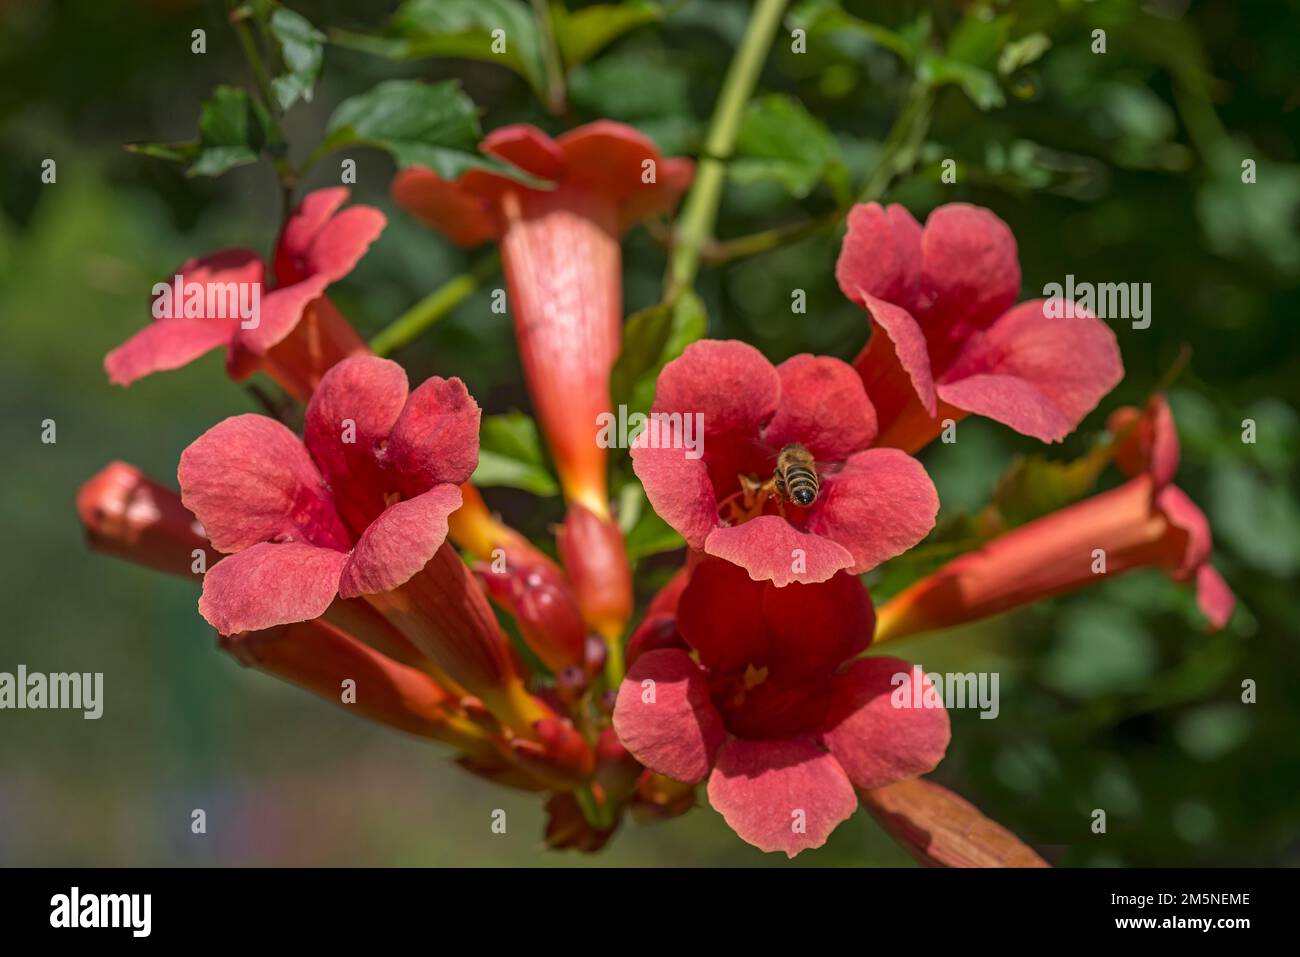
[
  {"x1": 674, "y1": 557, "x2": 772, "y2": 672},
  {"x1": 834, "y1": 202, "x2": 924, "y2": 313},
  {"x1": 198, "y1": 541, "x2": 348, "y2": 635},
  {"x1": 178, "y1": 414, "x2": 350, "y2": 553},
  {"x1": 338, "y1": 484, "x2": 463, "y2": 598},
  {"x1": 704, "y1": 515, "x2": 855, "y2": 586},
  {"x1": 1196, "y1": 564, "x2": 1236, "y2": 631},
  {"x1": 273, "y1": 186, "x2": 386, "y2": 286},
  {"x1": 917, "y1": 203, "x2": 1021, "y2": 337},
  {"x1": 761, "y1": 353, "x2": 877, "y2": 461},
  {"x1": 613, "y1": 648, "x2": 726, "y2": 784},
  {"x1": 706, "y1": 738, "x2": 858, "y2": 858},
  {"x1": 761, "y1": 571, "x2": 874, "y2": 678},
  {"x1": 673, "y1": 559, "x2": 873, "y2": 678},
  {"x1": 936, "y1": 300, "x2": 1123, "y2": 444},
  {"x1": 1108, "y1": 395, "x2": 1180, "y2": 488},
  {"x1": 820, "y1": 659, "x2": 950, "y2": 791},
  {"x1": 105, "y1": 248, "x2": 263, "y2": 386},
  {"x1": 630, "y1": 429, "x2": 718, "y2": 548},
  {"x1": 842, "y1": 202, "x2": 1122, "y2": 453},
  {"x1": 652, "y1": 339, "x2": 781, "y2": 438},
  {"x1": 388, "y1": 375, "x2": 482, "y2": 494},
  {"x1": 106, "y1": 316, "x2": 240, "y2": 386},
  {"x1": 805, "y1": 448, "x2": 940, "y2": 574}
]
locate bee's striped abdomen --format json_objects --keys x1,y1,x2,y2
[{"x1": 783, "y1": 464, "x2": 819, "y2": 506}]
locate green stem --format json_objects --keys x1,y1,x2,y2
[
  {"x1": 702, "y1": 208, "x2": 843, "y2": 265},
  {"x1": 530, "y1": 0, "x2": 568, "y2": 115},
  {"x1": 370, "y1": 253, "x2": 500, "y2": 356},
  {"x1": 228, "y1": 2, "x2": 296, "y2": 214},
  {"x1": 666, "y1": 0, "x2": 789, "y2": 297}
]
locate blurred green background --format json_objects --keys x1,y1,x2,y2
[{"x1": 1, "y1": 0, "x2": 1297, "y2": 865}]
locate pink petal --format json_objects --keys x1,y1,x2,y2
[
  {"x1": 629, "y1": 430, "x2": 718, "y2": 549},
  {"x1": 835, "y1": 202, "x2": 924, "y2": 313},
  {"x1": 390, "y1": 166, "x2": 501, "y2": 247},
  {"x1": 805, "y1": 448, "x2": 939, "y2": 574},
  {"x1": 919, "y1": 203, "x2": 1021, "y2": 332},
  {"x1": 481, "y1": 124, "x2": 567, "y2": 180},
  {"x1": 706, "y1": 738, "x2": 859, "y2": 857},
  {"x1": 762, "y1": 353, "x2": 878, "y2": 461},
  {"x1": 852, "y1": 291, "x2": 935, "y2": 418},
  {"x1": 556, "y1": 120, "x2": 692, "y2": 229},
  {"x1": 274, "y1": 188, "x2": 386, "y2": 286},
  {"x1": 936, "y1": 299, "x2": 1123, "y2": 443},
  {"x1": 178, "y1": 414, "x2": 350, "y2": 553},
  {"x1": 234, "y1": 273, "x2": 332, "y2": 356},
  {"x1": 1109, "y1": 396, "x2": 1180, "y2": 488},
  {"x1": 296, "y1": 204, "x2": 385, "y2": 286},
  {"x1": 1196, "y1": 564, "x2": 1235, "y2": 631},
  {"x1": 612, "y1": 648, "x2": 726, "y2": 784},
  {"x1": 1156, "y1": 483, "x2": 1212, "y2": 579},
  {"x1": 853, "y1": 292, "x2": 938, "y2": 418},
  {"x1": 105, "y1": 317, "x2": 238, "y2": 386},
  {"x1": 388, "y1": 375, "x2": 482, "y2": 494},
  {"x1": 198, "y1": 541, "x2": 348, "y2": 635},
  {"x1": 274, "y1": 187, "x2": 349, "y2": 282},
  {"x1": 705, "y1": 515, "x2": 855, "y2": 586},
  {"x1": 674, "y1": 558, "x2": 770, "y2": 672},
  {"x1": 652, "y1": 340, "x2": 780, "y2": 437},
  {"x1": 338, "y1": 484, "x2": 462, "y2": 598},
  {"x1": 303, "y1": 355, "x2": 410, "y2": 521},
  {"x1": 820, "y1": 658, "x2": 951, "y2": 791},
  {"x1": 762, "y1": 572, "x2": 874, "y2": 678}
]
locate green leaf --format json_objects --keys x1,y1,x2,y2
[
  {"x1": 128, "y1": 86, "x2": 273, "y2": 177},
  {"x1": 998, "y1": 33, "x2": 1051, "y2": 77},
  {"x1": 269, "y1": 7, "x2": 326, "y2": 111},
  {"x1": 920, "y1": 54, "x2": 1004, "y2": 110},
  {"x1": 789, "y1": 0, "x2": 915, "y2": 62},
  {"x1": 946, "y1": 13, "x2": 1011, "y2": 70},
  {"x1": 320, "y1": 79, "x2": 507, "y2": 180},
  {"x1": 472, "y1": 411, "x2": 559, "y2": 496},
  {"x1": 730, "y1": 94, "x2": 847, "y2": 199},
  {"x1": 610, "y1": 289, "x2": 707, "y2": 413},
  {"x1": 551, "y1": 1, "x2": 666, "y2": 70},
  {"x1": 984, "y1": 444, "x2": 1111, "y2": 529},
  {"x1": 330, "y1": 0, "x2": 546, "y2": 100}
]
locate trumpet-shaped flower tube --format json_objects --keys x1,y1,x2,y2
[
  {"x1": 393, "y1": 122, "x2": 692, "y2": 646},
  {"x1": 836, "y1": 202, "x2": 1123, "y2": 453},
  {"x1": 450, "y1": 484, "x2": 588, "y2": 676},
  {"x1": 75, "y1": 461, "x2": 495, "y2": 751},
  {"x1": 631, "y1": 340, "x2": 939, "y2": 586},
  {"x1": 875, "y1": 395, "x2": 1235, "y2": 642},
  {"x1": 106, "y1": 188, "x2": 383, "y2": 400},
  {"x1": 613, "y1": 559, "x2": 949, "y2": 856}
]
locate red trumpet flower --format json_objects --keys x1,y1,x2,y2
[
  {"x1": 836, "y1": 202, "x2": 1123, "y2": 453},
  {"x1": 176, "y1": 354, "x2": 549, "y2": 733},
  {"x1": 613, "y1": 560, "x2": 949, "y2": 857},
  {"x1": 106, "y1": 188, "x2": 383, "y2": 400},
  {"x1": 74, "y1": 461, "x2": 490, "y2": 752},
  {"x1": 393, "y1": 121, "x2": 692, "y2": 649},
  {"x1": 631, "y1": 340, "x2": 939, "y2": 585},
  {"x1": 874, "y1": 395, "x2": 1235, "y2": 642}
]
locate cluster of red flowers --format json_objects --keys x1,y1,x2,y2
[{"x1": 79, "y1": 121, "x2": 1234, "y2": 861}]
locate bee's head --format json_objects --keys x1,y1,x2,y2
[{"x1": 793, "y1": 487, "x2": 815, "y2": 506}]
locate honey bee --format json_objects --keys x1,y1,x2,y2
[{"x1": 773, "y1": 443, "x2": 819, "y2": 507}]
